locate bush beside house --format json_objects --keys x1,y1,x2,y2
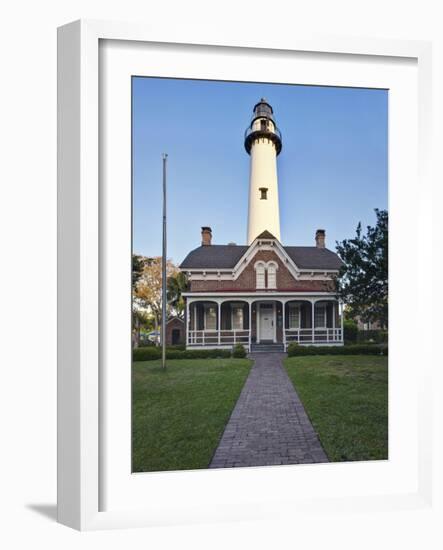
[
  {"x1": 356, "y1": 330, "x2": 388, "y2": 344},
  {"x1": 343, "y1": 319, "x2": 358, "y2": 344},
  {"x1": 287, "y1": 343, "x2": 388, "y2": 357},
  {"x1": 133, "y1": 347, "x2": 233, "y2": 361},
  {"x1": 232, "y1": 343, "x2": 247, "y2": 358}
]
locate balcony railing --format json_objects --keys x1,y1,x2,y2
[{"x1": 244, "y1": 125, "x2": 282, "y2": 142}]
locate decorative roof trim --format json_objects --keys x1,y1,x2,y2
[{"x1": 232, "y1": 236, "x2": 300, "y2": 281}]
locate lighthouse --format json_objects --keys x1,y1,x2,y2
[{"x1": 244, "y1": 99, "x2": 283, "y2": 245}]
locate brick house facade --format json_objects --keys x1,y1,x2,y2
[{"x1": 179, "y1": 229, "x2": 344, "y2": 351}]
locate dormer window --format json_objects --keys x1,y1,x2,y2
[{"x1": 259, "y1": 187, "x2": 268, "y2": 200}]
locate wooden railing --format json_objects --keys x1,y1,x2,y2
[
  {"x1": 188, "y1": 330, "x2": 250, "y2": 347},
  {"x1": 186, "y1": 328, "x2": 343, "y2": 348},
  {"x1": 285, "y1": 328, "x2": 343, "y2": 346}
]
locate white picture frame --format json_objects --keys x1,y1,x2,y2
[{"x1": 57, "y1": 19, "x2": 434, "y2": 531}]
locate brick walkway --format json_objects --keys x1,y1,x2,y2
[{"x1": 209, "y1": 353, "x2": 328, "y2": 468}]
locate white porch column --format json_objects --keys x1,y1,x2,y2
[
  {"x1": 340, "y1": 300, "x2": 344, "y2": 342},
  {"x1": 217, "y1": 301, "x2": 221, "y2": 346},
  {"x1": 282, "y1": 300, "x2": 286, "y2": 351},
  {"x1": 311, "y1": 300, "x2": 315, "y2": 344},
  {"x1": 248, "y1": 301, "x2": 252, "y2": 352},
  {"x1": 332, "y1": 301, "x2": 336, "y2": 341},
  {"x1": 186, "y1": 300, "x2": 190, "y2": 346}
]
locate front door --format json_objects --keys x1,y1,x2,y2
[
  {"x1": 171, "y1": 328, "x2": 180, "y2": 345},
  {"x1": 259, "y1": 303, "x2": 275, "y2": 342}
]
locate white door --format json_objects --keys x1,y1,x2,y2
[{"x1": 259, "y1": 304, "x2": 275, "y2": 342}]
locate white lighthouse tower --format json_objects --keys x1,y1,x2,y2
[{"x1": 245, "y1": 99, "x2": 283, "y2": 245}]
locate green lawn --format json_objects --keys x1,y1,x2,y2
[
  {"x1": 132, "y1": 357, "x2": 252, "y2": 472},
  {"x1": 284, "y1": 355, "x2": 388, "y2": 462}
]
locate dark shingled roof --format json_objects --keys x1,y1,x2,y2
[
  {"x1": 180, "y1": 245, "x2": 249, "y2": 269},
  {"x1": 180, "y1": 244, "x2": 343, "y2": 271},
  {"x1": 284, "y1": 247, "x2": 343, "y2": 270}
]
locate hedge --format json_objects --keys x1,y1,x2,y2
[
  {"x1": 356, "y1": 330, "x2": 388, "y2": 344},
  {"x1": 133, "y1": 346, "x2": 232, "y2": 361},
  {"x1": 287, "y1": 343, "x2": 388, "y2": 357}
]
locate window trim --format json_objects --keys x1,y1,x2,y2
[
  {"x1": 288, "y1": 304, "x2": 301, "y2": 329},
  {"x1": 231, "y1": 304, "x2": 244, "y2": 331},
  {"x1": 203, "y1": 304, "x2": 217, "y2": 331},
  {"x1": 255, "y1": 261, "x2": 266, "y2": 289},
  {"x1": 314, "y1": 304, "x2": 327, "y2": 329},
  {"x1": 267, "y1": 261, "x2": 278, "y2": 289}
]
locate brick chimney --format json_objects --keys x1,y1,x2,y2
[
  {"x1": 315, "y1": 229, "x2": 326, "y2": 248},
  {"x1": 201, "y1": 226, "x2": 212, "y2": 246}
]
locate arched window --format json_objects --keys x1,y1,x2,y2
[
  {"x1": 255, "y1": 262, "x2": 266, "y2": 289},
  {"x1": 267, "y1": 262, "x2": 277, "y2": 289}
]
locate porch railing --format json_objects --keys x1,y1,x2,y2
[
  {"x1": 188, "y1": 329, "x2": 250, "y2": 347},
  {"x1": 285, "y1": 328, "x2": 343, "y2": 345}
]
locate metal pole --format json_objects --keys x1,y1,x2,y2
[{"x1": 161, "y1": 153, "x2": 168, "y2": 368}]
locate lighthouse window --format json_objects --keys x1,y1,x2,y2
[{"x1": 259, "y1": 187, "x2": 268, "y2": 200}]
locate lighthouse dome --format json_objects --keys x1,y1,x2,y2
[
  {"x1": 252, "y1": 98, "x2": 274, "y2": 121},
  {"x1": 244, "y1": 98, "x2": 282, "y2": 155}
]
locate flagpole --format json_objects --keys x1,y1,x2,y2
[{"x1": 161, "y1": 153, "x2": 168, "y2": 369}]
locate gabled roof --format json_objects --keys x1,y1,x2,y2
[
  {"x1": 285, "y1": 247, "x2": 343, "y2": 270},
  {"x1": 256, "y1": 230, "x2": 277, "y2": 239},
  {"x1": 180, "y1": 244, "x2": 343, "y2": 271},
  {"x1": 180, "y1": 245, "x2": 249, "y2": 269}
]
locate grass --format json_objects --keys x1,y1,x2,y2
[
  {"x1": 284, "y1": 355, "x2": 388, "y2": 462},
  {"x1": 132, "y1": 357, "x2": 252, "y2": 472}
]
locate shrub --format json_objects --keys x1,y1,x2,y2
[
  {"x1": 167, "y1": 344, "x2": 186, "y2": 351},
  {"x1": 132, "y1": 347, "x2": 232, "y2": 361},
  {"x1": 287, "y1": 342, "x2": 301, "y2": 356},
  {"x1": 343, "y1": 319, "x2": 358, "y2": 344},
  {"x1": 133, "y1": 347, "x2": 161, "y2": 361},
  {"x1": 232, "y1": 344, "x2": 247, "y2": 358},
  {"x1": 286, "y1": 344, "x2": 388, "y2": 357},
  {"x1": 357, "y1": 330, "x2": 388, "y2": 344}
]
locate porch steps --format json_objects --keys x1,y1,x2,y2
[{"x1": 250, "y1": 343, "x2": 285, "y2": 353}]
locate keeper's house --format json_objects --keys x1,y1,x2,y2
[{"x1": 179, "y1": 99, "x2": 344, "y2": 352}]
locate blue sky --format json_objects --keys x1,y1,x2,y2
[{"x1": 132, "y1": 77, "x2": 387, "y2": 264}]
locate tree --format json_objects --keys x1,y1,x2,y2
[
  {"x1": 336, "y1": 209, "x2": 388, "y2": 328},
  {"x1": 132, "y1": 309, "x2": 154, "y2": 348},
  {"x1": 132, "y1": 254, "x2": 147, "y2": 288},
  {"x1": 167, "y1": 271, "x2": 188, "y2": 319},
  {"x1": 133, "y1": 256, "x2": 178, "y2": 332}
]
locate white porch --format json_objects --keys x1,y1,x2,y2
[{"x1": 183, "y1": 293, "x2": 344, "y2": 351}]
